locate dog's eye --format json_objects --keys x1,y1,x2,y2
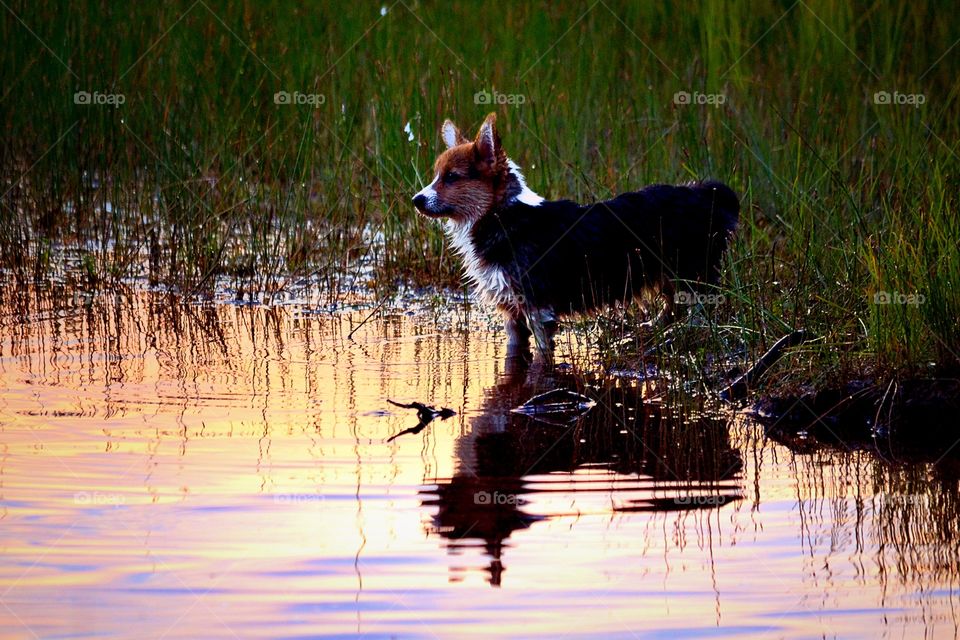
[{"x1": 442, "y1": 171, "x2": 461, "y2": 184}]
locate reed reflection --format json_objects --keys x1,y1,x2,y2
[{"x1": 3, "y1": 286, "x2": 960, "y2": 636}]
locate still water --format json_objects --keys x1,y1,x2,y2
[{"x1": 1, "y1": 288, "x2": 959, "y2": 639}]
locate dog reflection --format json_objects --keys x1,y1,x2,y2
[{"x1": 421, "y1": 358, "x2": 743, "y2": 586}]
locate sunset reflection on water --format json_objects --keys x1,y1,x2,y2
[{"x1": 1, "y1": 288, "x2": 959, "y2": 639}]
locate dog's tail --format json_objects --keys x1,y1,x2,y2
[{"x1": 697, "y1": 180, "x2": 740, "y2": 235}]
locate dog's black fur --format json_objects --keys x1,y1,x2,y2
[{"x1": 472, "y1": 181, "x2": 740, "y2": 343}]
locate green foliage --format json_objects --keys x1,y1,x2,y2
[{"x1": 1, "y1": 0, "x2": 957, "y2": 375}]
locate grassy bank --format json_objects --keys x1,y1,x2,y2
[{"x1": 1, "y1": 0, "x2": 958, "y2": 381}]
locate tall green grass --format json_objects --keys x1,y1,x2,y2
[{"x1": 1, "y1": 0, "x2": 957, "y2": 377}]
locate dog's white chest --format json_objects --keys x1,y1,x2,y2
[{"x1": 444, "y1": 220, "x2": 519, "y2": 308}]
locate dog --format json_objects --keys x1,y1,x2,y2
[{"x1": 412, "y1": 113, "x2": 739, "y2": 356}]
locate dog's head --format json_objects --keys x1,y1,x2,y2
[{"x1": 412, "y1": 113, "x2": 511, "y2": 223}]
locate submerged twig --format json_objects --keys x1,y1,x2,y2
[
  {"x1": 348, "y1": 296, "x2": 389, "y2": 340},
  {"x1": 719, "y1": 330, "x2": 813, "y2": 402}
]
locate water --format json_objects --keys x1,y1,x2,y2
[{"x1": 1, "y1": 289, "x2": 959, "y2": 639}]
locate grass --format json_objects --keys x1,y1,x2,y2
[{"x1": 1, "y1": 0, "x2": 958, "y2": 384}]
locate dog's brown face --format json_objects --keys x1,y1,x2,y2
[{"x1": 412, "y1": 113, "x2": 510, "y2": 224}]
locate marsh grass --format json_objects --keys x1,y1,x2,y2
[{"x1": 1, "y1": 0, "x2": 957, "y2": 382}]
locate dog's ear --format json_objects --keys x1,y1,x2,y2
[
  {"x1": 474, "y1": 112, "x2": 501, "y2": 168},
  {"x1": 441, "y1": 120, "x2": 465, "y2": 149}
]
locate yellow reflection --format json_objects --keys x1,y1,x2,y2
[{"x1": 0, "y1": 289, "x2": 958, "y2": 638}]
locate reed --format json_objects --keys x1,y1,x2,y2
[{"x1": 1, "y1": 0, "x2": 956, "y2": 378}]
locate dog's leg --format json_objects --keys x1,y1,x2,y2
[
  {"x1": 504, "y1": 311, "x2": 532, "y2": 356},
  {"x1": 639, "y1": 281, "x2": 676, "y2": 330},
  {"x1": 659, "y1": 280, "x2": 677, "y2": 325},
  {"x1": 501, "y1": 310, "x2": 534, "y2": 379},
  {"x1": 526, "y1": 307, "x2": 558, "y2": 360}
]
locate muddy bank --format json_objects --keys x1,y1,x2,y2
[
  {"x1": 748, "y1": 377, "x2": 960, "y2": 453},
  {"x1": 607, "y1": 327, "x2": 960, "y2": 455}
]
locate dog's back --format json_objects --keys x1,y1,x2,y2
[
  {"x1": 613, "y1": 180, "x2": 739, "y2": 291},
  {"x1": 472, "y1": 181, "x2": 739, "y2": 314}
]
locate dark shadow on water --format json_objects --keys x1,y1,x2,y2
[{"x1": 420, "y1": 356, "x2": 744, "y2": 586}]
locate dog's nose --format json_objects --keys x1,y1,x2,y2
[{"x1": 412, "y1": 194, "x2": 427, "y2": 210}]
